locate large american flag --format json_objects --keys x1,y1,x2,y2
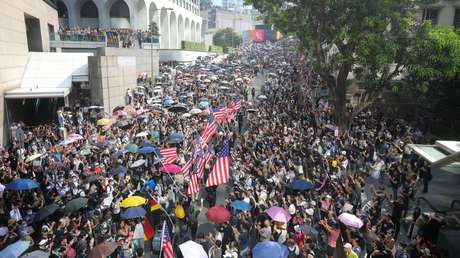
[
  {"x1": 212, "y1": 107, "x2": 228, "y2": 122},
  {"x1": 206, "y1": 137, "x2": 231, "y2": 187},
  {"x1": 187, "y1": 173, "x2": 200, "y2": 195},
  {"x1": 159, "y1": 147, "x2": 178, "y2": 164},
  {"x1": 229, "y1": 95, "x2": 241, "y2": 111},
  {"x1": 161, "y1": 222, "x2": 174, "y2": 258},
  {"x1": 201, "y1": 116, "x2": 217, "y2": 144}
]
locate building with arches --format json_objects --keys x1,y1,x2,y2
[{"x1": 55, "y1": 0, "x2": 202, "y2": 49}]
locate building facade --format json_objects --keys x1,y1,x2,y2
[
  {"x1": 418, "y1": 0, "x2": 460, "y2": 27},
  {"x1": 56, "y1": 0, "x2": 202, "y2": 49}
]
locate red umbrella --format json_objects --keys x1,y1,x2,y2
[
  {"x1": 205, "y1": 206, "x2": 231, "y2": 224},
  {"x1": 160, "y1": 164, "x2": 182, "y2": 174}
]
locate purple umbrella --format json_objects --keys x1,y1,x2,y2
[
  {"x1": 338, "y1": 212, "x2": 364, "y2": 229},
  {"x1": 266, "y1": 206, "x2": 292, "y2": 223}
]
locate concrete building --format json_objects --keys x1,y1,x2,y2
[
  {"x1": 55, "y1": 0, "x2": 203, "y2": 49},
  {"x1": 417, "y1": 0, "x2": 460, "y2": 27}
]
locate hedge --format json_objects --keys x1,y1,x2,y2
[
  {"x1": 209, "y1": 45, "x2": 224, "y2": 54},
  {"x1": 181, "y1": 41, "x2": 207, "y2": 51}
]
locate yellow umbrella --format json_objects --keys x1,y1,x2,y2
[
  {"x1": 120, "y1": 196, "x2": 146, "y2": 208},
  {"x1": 26, "y1": 153, "x2": 43, "y2": 163},
  {"x1": 97, "y1": 118, "x2": 111, "y2": 126}
]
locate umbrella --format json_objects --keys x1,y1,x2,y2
[
  {"x1": 85, "y1": 175, "x2": 99, "y2": 183},
  {"x1": 34, "y1": 204, "x2": 60, "y2": 222},
  {"x1": 120, "y1": 196, "x2": 146, "y2": 208},
  {"x1": 189, "y1": 108, "x2": 202, "y2": 115},
  {"x1": 299, "y1": 225, "x2": 319, "y2": 242},
  {"x1": 168, "y1": 104, "x2": 188, "y2": 113},
  {"x1": 287, "y1": 179, "x2": 314, "y2": 191},
  {"x1": 121, "y1": 207, "x2": 146, "y2": 219},
  {"x1": 113, "y1": 110, "x2": 127, "y2": 117},
  {"x1": 218, "y1": 86, "x2": 230, "y2": 90},
  {"x1": 112, "y1": 105, "x2": 124, "y2": 112},
  {"x1": 168, "y1": 132, "x2": 184, "y2": 143},
  {"x1": 163, "y1": 99, "x2": 174, "y2": 107},
  {"x1": 266, "y1": 206, "x2": 292, "y2": 223},
  {"x1": 125, "y1": 144, "x2": 138, "y2": 153},
  {"x1": 252, "y1": 241, "x2": 288, "y2": 258},
  {"x1": 115, "y1": 120, "x2": 130, "y2": 129},
  {"x1": 80, "y1": 148, "x2": 92, "y2": 156},
  {"x1": 138, "y1": 146, "x2": 156, "y2": 154},
  {"x1": 338, "y1": 212, "x2": 364, "y2": 229},
  {"x1": 182, "y1": 113, "x2": 191, "y2": 118},
  {"x1": 131, "y1": 159, "x2": 146, "y2": 168},
  {"x1": 88, "y1": 241, "x2": 118, "y2": 258},
  {"x1": 136, "y1": 132, "x2": 148, "y2": 137},
  {"x1": 25, "y1": 153, "x2": 43, "y2": 163},
  {"x1": 231, "y1": 200, "x2": 252, "y2": 211},
  {"x1": 0, "y1": 241, "x2": 30, "y2": 258},
  {"x1": 21, "y1": 250, "x2": 50, "y2": 258},
  {"x1": 257, "y1": 95, "x2": 268, "y2": 100},
  {"x1": 97, "y1": 118, "x2": 111, "y2": 126},
  {"x1": 246, "y1": 108, "x2": 258, "y2": 113},
  {"x1": 63, "y1": 197, "x2": 88, "y2": 214},
  {"x1": 68, "y1": 134, "x2": 84, "y2": 141},
  {"x1": 160, "y1": 164, "x2": 182, "y2": 174},
  {"x1": 205, "y1": 206, "x2": 231, "y2": 224},
  {"x1": 111, "y1": 166, "x2": 127, "y2": 176},
  {"x1": 59, "y1": 138, "x2": 76, "y2": 145},
  {"x1": 5, "y1": 179, "x2": 39, "y2": 191},
  {"x1": 179, "y1": 241, "x2": 208, "y2": 258}
]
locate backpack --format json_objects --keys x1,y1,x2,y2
[{"x1": 288, "y1": 246, "x2": 299, "y2": 258}]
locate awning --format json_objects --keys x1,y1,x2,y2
[
  {"x1": 409, "y1": 141, "x2": 460, "y2": 170},
  {"x1": 4, "y1": 87, "x2": 71, "y2": 99}
]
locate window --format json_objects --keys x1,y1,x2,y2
[
  {"x1": 423, "y1": 9, "x2": 439, "y2": 25},
  {"x1": 454, "y1": 9, "x2": 460, "y2": 28}
]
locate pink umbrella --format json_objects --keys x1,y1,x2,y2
[
  {"x1": 160, "y1": 164, "x2": 182, "y2": 174},
  {"x1": 113, "y1": 110, "x2": 127, "y2": 117},
  {"x1": 338, "y1": 212, "x2": 363, "y2": 229},
  {"x1": 266, "y1": 206, "x2": 292, "y2": 223},
  {"x1": 68, "y1": 134, "x2": 84, "y2": 141}
]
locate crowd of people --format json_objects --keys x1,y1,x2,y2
[
  {"x1": 0, "y1": 40, "x2": 447, "y2": 258},
  {"x1": 57, "y1": 27, "x2": 153, "y2": 48}
]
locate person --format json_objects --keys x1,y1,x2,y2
[
  {"x1": 344, "y1": 242, "x2": 359, "y2": 258},
  {"x1": 208, "y1": 239, "x2": 222, "y2": 258},
  {"x1": 287, "y1": 238, "x2": 300, "y2": 258},
  {"x1": 319, "y1": 219, "x2": 340, "y2": 258}
]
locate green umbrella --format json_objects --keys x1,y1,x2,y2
[
  {"x1": 125, "y1": 144, "x2": 138, "y2": 153},
  {"x1": 63, "y1": 197, "x2": 88, "y2": 214},
  {"x1": 34, "y1": 204, "x2": 60, "y2": 222}
]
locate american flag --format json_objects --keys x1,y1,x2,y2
[
  {"x1": 229, "y1": 95, "x2": 241, "y2": 111},
  {"x1": 159, "y1": 147, "x2": 178, "y2": 164},
  {"x1": 161, "y1": 221, "x2": 174, "y2": 258},
  {"x1": 206, "y1": 137, "x2": 231, "y2": 187},
  {"x1": 187, "y1": 173, "x2": 200, "y2": 195},
  {"x1": 212, "y1": 107, "x2": 228, "y2": 122},
  {"x1": 182, "y1": 136, "x2": 204, "y2": 176},
  {"x1": 195, "y1": 147, "x2": 213, "y2": 178},
  {"x1": 201, "y1": 116, "x2": 217, "y2": 144}
]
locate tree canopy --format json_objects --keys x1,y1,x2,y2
[
  {"x1": 246, "y1": 0, "x2": 422, "y2": 130},
  {"x1": 213, "y1": 28, "x2": 242, "y2": 49},
  {"x1": 200, "y1": 0, "x2": 213, "y2": 10}
]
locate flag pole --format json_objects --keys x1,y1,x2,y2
[{"x1": 159, "y1": 221, "x2": 165, "y2": 258}]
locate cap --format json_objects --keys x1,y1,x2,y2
[{"x1": 344, "y1": 243, "x2": 352, "y2": 249}]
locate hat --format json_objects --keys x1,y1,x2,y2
[
  {"x1": 344, "y1": 243, "x2": 352, "y2": 249},
  {"x1": 325, "y1": 195, "x2": 332, "y2": 199}
]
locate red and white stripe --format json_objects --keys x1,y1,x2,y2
[
  {"x1": 187, "y1": 173, "x2": 200, "y2": 195},
  {"x1": 201, "y1": 122, "x2": 217, "y2": 144},
  {"x1": 205, "y1": 155, "x2": 230, "y2": 187},
  {"x1": 160, "y1": 147, "x2": 177, "y2": 164},
  {"x1": 161, "y1": 222, "x2": 174, "y2": 258}
]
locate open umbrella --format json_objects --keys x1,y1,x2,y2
[
  {"x1": 338, "y1": 212, "x2": 364, "y2": 229},
  {"x1": 124, "y1": 144, "x2": 138, "y2": 153},
  {"x1": 136, "y1": 132, "x2": 148, "y2": 138},
  {"x1": 63, "y1": 198, "x2": 88, "y2": 214},
  {"x1": 111, "y1": 166, "x2": 127, "y2": 176},
  {"x1": 138, "y1": 146, "x2": 156, "y2": 154},
  {"x1": 198, "y1": 101, "x2": 209, "y2": 109},
  {"x1": 252, "y1": 241, "x2": 288, "y2": 258},
  {"x1": 299, "y1": 225, "x2": 319, "y2": 242},
  {"x1": 179, "y1": 240, "x2": 208, "y2": 258},
  {"x1": 205, "y1": 206, "x2": 231, "y2": 224},
  {"x1": 182, "y1": 113, "x2": 191, "y2": 118},
  {"x1": 34, "y1": 204, "x2": 60, "y2": 222},
  {"x1": 97, "y1": 118, "x2": 111, "y2": 126},
  {"x1": 246, "y1": 108, "x2": 258, "y2": 113},
  {"x1": 68, "y1": 134, "x2": 84, "y2": 141},
  {"x1": 121, "y1": 207, "x2": 147, "y2": 219},
  {"x1": 287, "y1": 179, "x2": 314, "y2": 191},
  {"x1": 21, "y1": 250, "x2": 50, "y2": 258},
  {"x1": 160, "y1": 164, "x2": 182, "y2": 174},
  {"x1": 131, "y1": 159, "x2": 146, "y2": 168},
  {"x1": 59, "y1": 138, "x2": 76, "y2": 146},
  {"x1": 5, "y1": 179, "x2": 39, "y2": 191},
  {"x1": 120, "y1": 196, "x2": 146, "y2": 208},
  {"x1": 168, "y1": 104, "x2": 188, "y2": 113},
  {"x1": 85, "y1": 175, "x2": 99, "y2": 183},
  {"x1": 189, "y1": 108, "x2": 202, "y2": 115},
  {"x1": 88, "y1": 241, "x2": 118, "y2": 258},
  {"x1": 231, "y1": 200, "x2": 252, "y2": 211},
  {"x1": 80, "y1": 148, "x2": 92, "y2": 156},
  {"x1": 266, "y1": 206, "x2": 292, "y2": 223},
  {"x1": 257, "y1": 95, "x2": 268, "y2": 100},
  {"x1": 0, "y1": 240, "x2": 30, "y2": 258},
  {"x1": 25, "y1": 153, "x2": 43, "y2": 163},
  {"x1": 168, "y1": 132, "x2": 184, "y2": 143}
]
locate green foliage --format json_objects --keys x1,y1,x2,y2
[
  {"x1": 200, "y1": 0, "x2": 213, "y2": 10},
  {"x1": 213, "y1": 28, "x2": 242, "y2": 48},
  {"x1": 209, "y1": 45, "x2": 224, "y2": 54},
  {"x1": 181, "y1": 41, "x2": 207, "y2": 51},
  {"x1": 148, "y1": 22, "x2": 159, "y2": 36}
]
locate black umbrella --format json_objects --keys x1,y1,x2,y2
[
  {"x1": 168, "y1": 104, "x2": 188, "y2": 113},
  {"x1": 85, "y1": 175, "x2": 99, "y2": 183},
  {"x1": 196, "y1": 223, "x2": 216, "y2": 235},
  {"x1": 34, "y1": 204, "x2": 60, "y2": 222},
  {"x1": 299, "y1": 224, "x2": 319, "y2": 241},
  {"x1": 111, "y1": 166, "x2": 127, "y2": 176}
]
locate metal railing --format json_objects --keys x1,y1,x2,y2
[
  {"x1": 53, "y1": 32, "x2": 106, "y2": 42},
  {"x1": 416, "y1": 197, "x2": 460, "y2": 215}
]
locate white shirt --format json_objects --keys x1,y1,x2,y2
[
  {"x1": 10, "y1": 208, "x2": 22, "y2": 221},
  {"x1": 133, "y1": 223, "x2": 144, "y2": 239}
]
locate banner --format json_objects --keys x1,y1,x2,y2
[
  {"x1": 248, "y1": 30, "x2": 255, "y2": 40},
  {"x1": 254, "y1": 29, "x2": 265, "y2": 42}
]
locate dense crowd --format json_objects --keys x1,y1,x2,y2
[{"x1": 0, "y1": 40, "x2": 446, "y2": 258}]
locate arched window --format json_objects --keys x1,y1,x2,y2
[
  {"x1": 80, "y1": 0, "x2": 99, "y2": 18},
  {"x1": 57, "y1": 1, "x2": 68, "y2": 18},
  {"x1": 110, "y1": 0, "x2": 130, "y2": 18}
]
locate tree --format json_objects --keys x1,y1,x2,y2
[
  {"x1": 200, "y1": 0, "x2": 213, "y2": 10},
  {"x1": 246, "y1": 0, "x2": 421, "y2": 131},
  {"x1": 213, "y1": 28, "x2": 242, "y2": 49},
  {"x1": 148, "y1": 22, "x2": 159, "y2": 36}
]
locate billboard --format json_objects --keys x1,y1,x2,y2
[{"x1": 254, "y1": 29, "x2": 265, "y2": 42}]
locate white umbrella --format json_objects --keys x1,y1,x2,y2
[
  {"x1": 189, "y1": 108, "x2": 202, "y2": 115},
  {"x1": 68, "y1": 133, "x2": 84, "y2": 141},
  {"x1": 210, "y1": 76, "x2": 218, "y2": 81},
  {"x1": 136, "y1": 132, "x2": 148, "y2": 137},
  {"x1": 179, "y1": 240, "x2": 208, "y2": 258},
  {"x1": 25, "y1": 153, "x2": 43, "y2": 163},
  {"x1": 257, "y1": 95, "x2": 268, "y2": 100},
  {"x1": 235, "y1": 78, "x2": 243, "y2": 82},
  {"x1": 131, "y1": 159, "x2": 146, "y2": 168},
  {"x1": 0, "y1": 240, "x2": 30, "y2": 258},
  {"x1": 181, "y1": 113, "x2": 192, "y2": 118},
  {"x1": 21, "y1": 250, "x2": 50, "y2": 258}
]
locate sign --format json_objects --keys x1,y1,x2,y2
[{"x1": 254, "y1": 29, "x2": 265, "y2": 42}]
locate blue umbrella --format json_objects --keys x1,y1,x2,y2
[
  {"x1": 231, "y1": 200, "x2": 252, "y2": 211},
  {"x1": 199, "y1": 101, "x2": 210, "y2": 109},
  {"x1": 163, "y1": 99, "x2": 174, "y2": 107},
  {"x1": 0, "y1": 240, "x2": 30, "y2": 258},
  {"x1": 252, "y1": 241, "x2": 288, "y2": 258},
  {"x1": 122, "y1": 207, "x2": 147, "y2": 219},
  {"x1": 287, "y1": 179, "x2": 314, "y2": 191},
  {"x1": 138, "y1": 146, "x2": 156, "y2": 154},
  {"x1": 111, "y1": 166, "x2": 127, "y2": 176},
  {"x1": 5, "y1": 179, "x2": 39, "y2": 191},
  {"x1": 168, "y1": 132, "x2": 184, "y2": 143}
]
